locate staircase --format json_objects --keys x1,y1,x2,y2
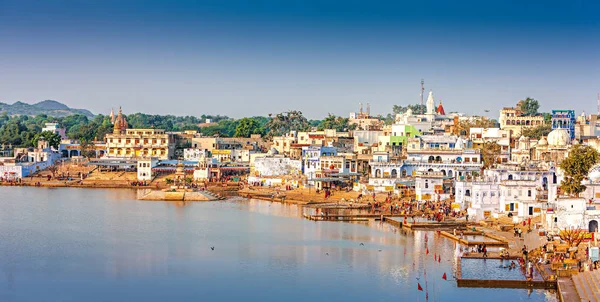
[
  {"x1": 572, "y1": 270, "x2": 600, "y2": 301},
  {"x1": 202, "y1": 191, "x2": 226, "y2": 200}
]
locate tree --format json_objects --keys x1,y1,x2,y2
[
  {"x1": 264, "y1": 110, "x2": 310, "y2": 138},
  {"x1": 392, "y1": 104, "x2": 427, "y2": 115},
  {"x1": 79, "y1": 140, "x2": 97, "y2": 159},
  {"x1": 32, "y1": 131, "x2": 61, "y2": 149},
  {"x1": 479, "y1": 141, "x2": 501, "y2": 170},
  {"x1": 559, "y1": 228, "x2": 586, "y2": 258},
  {"x1": 542, "y1": 112, "x2": 552, "y2": 123},
  {"x1": 455, "y1": 117, "x2": 497, "y2": 136},
  {"x1": 48, "y1": 165, "x2": 58, "y2": 178},
  {"x1": 560, "y1": 144, "x2": 600, "y2": 196},
  {"x1": 234, "y1": 117, "x2": 264, "y2": 137},
  {"x1": 521, "y1": 124, "x2": 552, "y2": 140},
  {"x1": 517, "y1": 97, "x2": 540, "y2": 116},
  {"x1": 317, "y1": 114, "x2": 350, "y2": 131}
]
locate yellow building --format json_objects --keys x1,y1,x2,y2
[
  {"x1": 498, "y1": 107, "x2": 544, "y2": 137},
  {"x1": 105, "y1": 108, "x2": 174, "y2": 160}
]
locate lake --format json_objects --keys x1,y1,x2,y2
[{"x1": 0, "y1": 187, "x2": 556, "y2": 301}]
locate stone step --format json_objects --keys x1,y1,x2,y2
[
  {"x1": 581, "y1": 273, "x2": 600, "y2": 301},
  {"x1": 573, "y1": 275, "x2": 590, "y2": 301}
]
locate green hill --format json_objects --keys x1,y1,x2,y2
[{"x1": 0, "y1": 100, "x2": 94, "y2": 118}]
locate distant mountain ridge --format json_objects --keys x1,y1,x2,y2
[{"x1": 0, "y1": 100, "x2": 94, "y2": 117}]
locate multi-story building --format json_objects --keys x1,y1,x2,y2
[
  {"x1": 455, "y1": 164, "x2": 559, "y2": 220},
  {"x1": 498, "y1": 107, "x2": 544, "y2": 137},
  {"x1": 104, "y1": 108, "x2": 174, "y2": 160},
  {"x1": 551, "y1": 110, "x2": 576, "y2": 141},
  {"x1": 302, "y1": 146, "x2": 337, "y2": 179},
  {"x1": 469, "y1": 127, "x2": 511, "y2": 163}
]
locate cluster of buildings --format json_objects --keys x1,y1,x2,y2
[{"x1": 4, "y1": 92, "x2": 600, "y2": 233}]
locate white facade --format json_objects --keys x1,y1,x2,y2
[
  {"x1": 42, "y1": 122, "x2": 67, "y2": 140},
  {"x1": 137, "y1": 158, "x2": 158, "y2": 181},
  {"x1": 183, "y1": 149, "x2": 206, "y2": 161},
  {"x1": 253, "y1": 156, "x2": 302, "y2": 177},
  {"x1": 455, "y1": 181, "x2": 500, "y2": 221},
  {"x1": 415, "y1": 172, "x2": 451, "y2": 201}
]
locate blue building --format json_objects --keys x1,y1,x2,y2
[{"x1": 551, "y1": 110, "x2": 575, "y2": 140}]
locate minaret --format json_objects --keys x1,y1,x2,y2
[
  {"x1": 420, "y1": 79, "x2": 425, "y2": 114},
  {"x1": 426, "y1": 90, "x2": 435, "y2": 115}
]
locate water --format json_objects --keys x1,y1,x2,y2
[
  {"x1": 0, "y1": 187, "x2": 556, "y2": 301},
  {"x1": 461, "y1": 258, "x2": 543, "y2": 281}
]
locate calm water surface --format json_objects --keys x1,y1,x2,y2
[{"x1": 0, "y1": 187, "x2": 556, "y2": 301}]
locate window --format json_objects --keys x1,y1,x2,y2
[{"x1": 528, "y1": 190, "x2": 531, "y2": 197}]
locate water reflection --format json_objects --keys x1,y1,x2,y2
[{"x1": 0, "y1": 187, "x2": 556, "y2": 302}]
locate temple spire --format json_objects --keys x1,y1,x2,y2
[{"x1": 426, "y1": 90, "x2": 435, "y2": 115}]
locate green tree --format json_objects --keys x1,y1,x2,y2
[
  {"x1": 521, "y1": 124, "x2": 552, "y2": 139},
  {"x1": 392, "y1": 104, "x2": 427, "y2": 115},
  {"x1": 234, "y1": 117, "x2": 263, "y2": 137},
  {"x1": 32, "y1": 131, "x2": 61, "y2": 149},
  {"x1": 317, "y1": 114, "x2": 350, "y2": 131},
  {"x1": 264, "y1": 110, "x2": 310, "y2": 138},
  {"x1": 542, "y1": 112, "x2": 552, "y2": 123},
  {"x1": 560, "y1": 145, "x2": 599, "y2": 196},
  {"x1": 517, "y1": 98, "x2": 540, "y2": 116}
]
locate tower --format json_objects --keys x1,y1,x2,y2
[
  {"x1": 110, "y1": 108, "x2": 115, "y2": 124},
  {"x1": 426, "y1": 90, "x2": 435, "y2": 115},
  {"x1": 420, "y1": 79, "x2": 425, "y2": 114}
]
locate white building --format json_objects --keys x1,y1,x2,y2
[
  {"x1": 183, "y1": 149, "x2": 206, "y2": 162},
  {"x1": 137, "y1": 158, "x2": 159, "y2": 181},
  {"x1": 252, "y1": 156, "x2": 302, "y2": 177},
  {"x1": 41, "y1": 122, "x2": 67, "y2": 140},
  {"x1": 414, "y1": 171, "x2": 452, "y2": 201},
  {"x1": 455, "y1": 164, "x2": 559, "y2": 220}
]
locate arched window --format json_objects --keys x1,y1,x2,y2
[{"x1": 508, "y1": 174, "x2": 513, "y2": 180}]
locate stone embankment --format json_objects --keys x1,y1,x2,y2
[{"x1": 137, "y1": 189, "x2": 223, "y2": 201}]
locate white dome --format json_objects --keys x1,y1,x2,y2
[
  {"x1": 519, "y1": 135, "x2": 528, "y2": 142},
  {"x1": 538, "y1": 137, "x2": 548, "y2": 146},
  {"x1": 547, "y1": 129, "x2": 570, "y2": 147},
  {"x1": 406, "y1": 108, "x2": 413, "y2": 116},
  {"x1": 590, "y1": 170, "x2": 600, "y2": 182}
]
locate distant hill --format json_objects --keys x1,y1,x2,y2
[{"x1": 0, "y1": 100, "x2": 94, "y2": 118}]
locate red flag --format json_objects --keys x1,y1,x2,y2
[
  {"x1": 418, "y1": 283, "x2": 423, "y2": 291},
  {"x1": 443, "y1": 273, "x2": 447, "y2": 280},
  {"x1": 426, "y1": 248, "x2": 429, "y2": 255},
  {"x1": 438, "y1": 256, "x2": 441, "y2": 263}
]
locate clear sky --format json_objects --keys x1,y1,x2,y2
[{"x1": 0, "y1": 0, "x2": 598, "y2": 119}]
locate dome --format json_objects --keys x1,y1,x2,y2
[
  {"x1": 537, "y1": 137, "x2": 548, "y2": 146},
  {"x1": 547, "y1": 129, "x2": 570, "y2": 147},
  {"x1": 590, "y1": 170, "x2": 600, "y2": 182},
  {"x1": 406, "y1": 108, "x2": 413, "y2": 116},
  {"x1": 519, "y1": 135, "x2": 528, "y2": 142}
]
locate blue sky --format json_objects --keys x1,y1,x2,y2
[{"x1": 0, "y1": 0, "x2": 598, "y2": 119}]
